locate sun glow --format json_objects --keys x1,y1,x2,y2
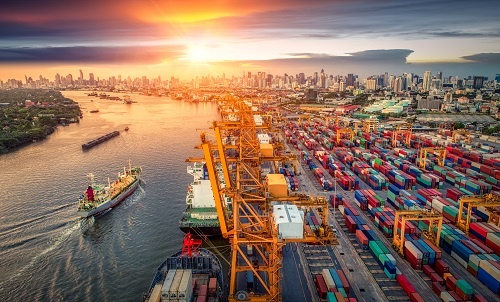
[{"x1": 185, "y1": 44, "x2": 214, "y2": 62}]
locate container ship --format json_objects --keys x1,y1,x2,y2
[
  {"x1": 143, "y1": 233, "x2": 226, "y2": 302},
  {"x1": 179, "y1": 162, "x2": 231, "y2": 237},
  {"x1": 77, "y1": 161, "x2": 141, "y2": 217}
]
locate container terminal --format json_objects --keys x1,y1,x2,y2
[{"x1": 184, "y1": 95, "x2": 499, "y2": 302}]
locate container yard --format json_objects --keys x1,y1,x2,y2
[
  {"x1": 280, "y1": 113, "x2": 500, "y2": 302},
  {"x1": 191, "y1": 97, "x2": 500, "y2": 302}
]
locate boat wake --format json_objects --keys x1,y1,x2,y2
[
  {"x1": 0, "y1": 203, "x2": 75, "y2": 239},
  {"x1": 0, "y1": 219, "x2": 84, "y2": 290},
  {"x1": 121, "y1": 186, "x2": 145, "y2": 210}
]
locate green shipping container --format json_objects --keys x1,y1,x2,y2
[{"x1": 326, "y1": 292, "x2": 337, "y2": 302}]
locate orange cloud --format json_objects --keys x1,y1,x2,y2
[{"x1": 130, "y1": 0, "x2": 332, "y2": 24}]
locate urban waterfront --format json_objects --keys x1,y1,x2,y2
[{"x1": 0, "y1": 92, "x2": 224, "y2": 301}]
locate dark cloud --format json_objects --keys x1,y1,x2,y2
[
  {"x1": 224, "y1": 0, "x2": 500, "y2": 40},
  {"x1": 426, "y1": 31, "x2": 500, "y2": 38},
  {"x1": 0, "y1": 46, "x2": 184, "y2": 63},
  {"x1": 346, "y1": 50, "x2": 414, "y2": 62},
  {"x1": 461, "y1": 53, "x2": 500, "y2": 64},
  {"x1": 284, "y1": 50, "x2": 413, "y2": 63}
]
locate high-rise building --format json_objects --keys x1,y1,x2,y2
[
  {"x1": 89, "y1": 73, "x2": 95, "y2": 86},
  {"x1": 79, "y1": 69, "x2": 84, "y2": 85},
  {"x1": 346, "y1": 74, "x2": 355, "y2": 87},
  {"x1": 423, "y1": 71, "x2": 431, "y2": 91},
  {"x1": 473, "y1": 76, "x2": 485, "y2": 89},
  {"x1": 495, "y1": 74, "x2": 500, "y2": 82},
  {"x1": 366, "y1": 78, "x2": 377, "y2": 91}
]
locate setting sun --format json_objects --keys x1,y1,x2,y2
[{"x1": 185, "y1": 44, "x2": 214, "y2": 62}]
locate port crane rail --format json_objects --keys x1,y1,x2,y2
[
  {"x1": 456, "y1": 193, "x2": 500, "y2": 234},
  {"x1": 392, "y1": 209, "x2": 443, "y2": 256},
  {"x1": 197, "y1": 96, "x2": 337, "y2": 301}
]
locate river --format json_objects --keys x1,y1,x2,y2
[{"x1": 0, "y1": 91, "x2": 226, "y2": 301}]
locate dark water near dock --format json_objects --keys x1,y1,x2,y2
[{"x1": 0, "y1": 91, "x2": 228, "y2": 301}]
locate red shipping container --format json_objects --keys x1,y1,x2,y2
[
  {"x1": 336, "y1": 270, "x2": 351, "y2": 294},
  {"x1": 456, "y1": 285, "x2": 472, "y2": 301},
  {"x1": 422, "y1": 238, "x2": 442, "y2": 259},
  {"x1": 432, "y1": 282, "x2": 445, "y2": 296},
  {"x1": 315, "y1": 275, "x2": 328, "y2": 299},
  {"x1": 429, "y1": 272, "x2": 444, "y2": 285},
  {"x1": 467, "y1": 265, "x2": 478, "y2": 277},
  {"x1": 448, "y1": 291, "x2": 462, "y2": 301},
  {"x1": 396, "y1": 274, "x2": 416, "y2": 296},
  {"x1": 423, "y1": 265, "x2": 435, "y2": 277},
  {"x1": 445, "y1": 275, "x2": 457, "y2": 291},
  {"x1": 410, "y1": 292, "x2": 425, "y2": 302},
  {"x1": 434, "y1": 259, "x2": 449, "y2": 277},
  {"x1": 355, "y1": 229, "x2": 368, "y2": 246}
]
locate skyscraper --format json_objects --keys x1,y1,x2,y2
[
  {"x1": 346, "y1": 74, "x2": 355, "y2": 87},
  {"x1": 473, "y1": 76, "x2": 485, "y2": 89},
  {"x1": 423, "y1": 71, "x2": 432, "y2": 91},
  {"x1": 79, "y1": 69, "x2": 84, "y2": 85}
]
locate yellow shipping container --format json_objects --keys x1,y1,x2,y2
[
  {"x1": 260, "y1": 143, "x2": 273, "y2": 157},
  {"x1": 267, "y1": 174, "x2": 288, "y2": 197}
]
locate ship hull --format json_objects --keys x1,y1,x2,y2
[
  {"x1": 179, "y1": 226, "x2": 222, "y2": 237},
  {"x1": 78, "y1": 179, "x2": 140, "y2": 218}
]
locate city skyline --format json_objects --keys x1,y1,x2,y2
[{"x1": 0, "y1": 0, "x2": 499, "y2": 80}]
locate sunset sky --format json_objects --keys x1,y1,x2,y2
[{"x1": 1, "y1": 0, "x2": 499, "y2": 81}]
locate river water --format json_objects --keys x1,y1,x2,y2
[{"x1": 0, "y1": 91, "x2": 225, "y2": 301}]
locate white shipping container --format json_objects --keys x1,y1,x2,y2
[
  {"x1": 440, "y1": 291, "x2": 455, "y2": 302},
  {"x1": 168, "y1": 270, "x2": 184, "y2": 300},
  {"x1": 468, "y1": 254, "x2": 481, "y2": 267},
  {"x1": 479, "y1": 260, "x2": 500, "y2": 281},
  {"x1": 161, "y1": 270, "x2": 177, "y2": 301},
  {"x1": 386, "y1": 254, "x2": 396, "y2": 266},
  {"x1": 322, "y1": 268, "x2": 336, "y2": 289},
  {"x1": 177, "y1": 269, "x2": 193, "y2": 302},
  {"x1": 450, "y1": 251, "x2": 468, "y2": 268},
  {"x1": 273, "y1": 205, "x2": 303, "y2": 239},
  {"x1": 404, "y1": 241, "x2": 422, "y2": 259}
]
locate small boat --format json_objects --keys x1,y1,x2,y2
[
  {"x1": 77, "y1": 161, "x2": 142, "y2": 217},
  {"x1": 124, "y1": 126, "x2": 129, "y2": 131},
  {"x1": 90, "y1": 109, "x2": 99, "y2": 113},
  {"x1": 142, "y1": 233, "x2": 227, "y2": 302}
]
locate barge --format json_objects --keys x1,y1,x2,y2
[{"x1": 82, "y1": 131, "x2": 120, "y2": 150}]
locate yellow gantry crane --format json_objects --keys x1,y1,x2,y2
[
  {"x1": 297, "y1": 114, "x2": 311, "y2": 126},
  {"x1": 456, "y1": 193, "x2": 500, "y2": 234},
  {"x1": 363, "y1": 120, "x2": 378, "y2": 133},
  {"x1": 417, "y1": 147, "x2": 446, "y2": 169},
  {"x1": 392, "y1": 209, "x2": 443, "y2": 256},
  {"x1": 452, "y1": 129, "x2": 471, "y2": 144},
  {"x1": 391, "y1": 123, "x2": 412, "y2": 147},
  {"x1": 336, "y1": 128, "x2": 354, "y2": 145},
  {"x1": 197, "y1": 97, "x2": 337, "y2": 302}
]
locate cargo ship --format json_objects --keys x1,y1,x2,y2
[
  {"x1": 81, "y1": 131, "x2": 120, "y2": 150},
  {"x1": 143, "y1": 233, "x2": 226, "y2": 302},
  {"x1": 179, "y1": 162, "x2": 232, "y2": 237},
  {"x1": 77, "y1": 161, "x2": 141, "y2": 217}
]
